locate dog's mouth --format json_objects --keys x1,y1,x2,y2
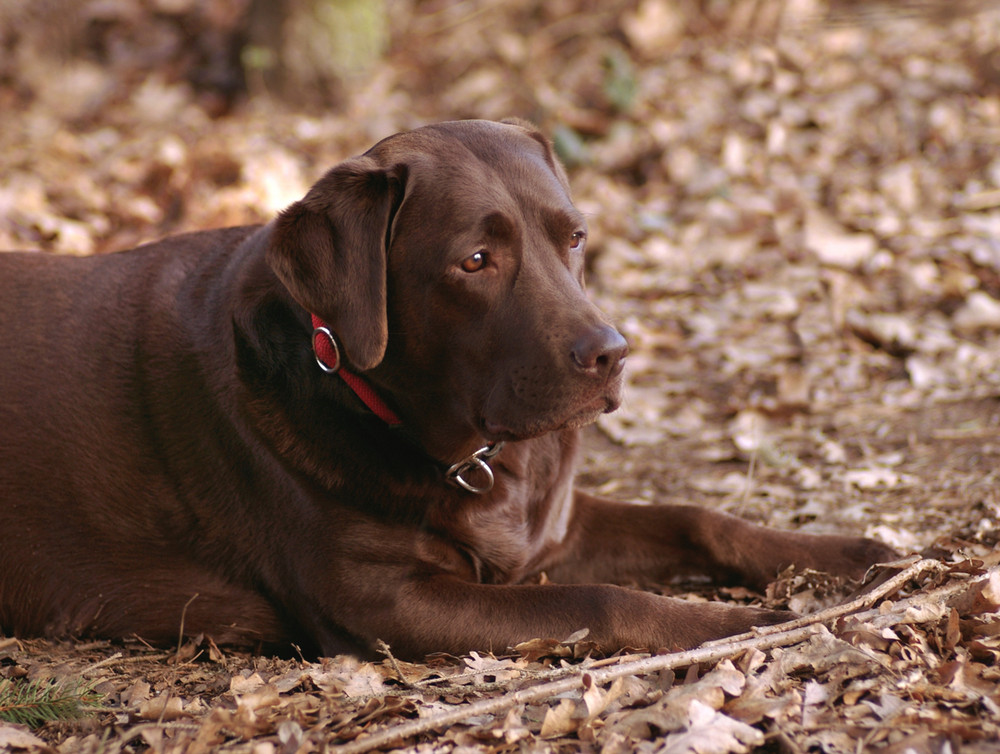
[{"x1": 481, "y1": 393, "x2": 621, "y2": 442}]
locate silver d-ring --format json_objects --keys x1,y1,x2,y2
[
  {"x1": 449, "y1": 456, "x2": 495, "y2": 494},
  {"x1": 445, "y1": 442, "x2": 504, "y2": 494},
  {"x1": 312, "y1": 326, "x2": 341, "y2": 374}
]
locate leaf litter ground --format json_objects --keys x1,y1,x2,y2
[{"x1": 1, "y1": 1, "x2": 1000, "y2": 751}]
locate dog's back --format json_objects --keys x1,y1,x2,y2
[{"x1": 0, "y1": 231, "x2": 290, "y2": 646}]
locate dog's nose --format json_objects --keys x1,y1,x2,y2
[{"x1": 571, "y1": 325, "x2": 629, "y2": 378}]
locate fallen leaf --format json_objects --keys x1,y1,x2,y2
[
  {"x1": 138, "y1": 693, "x2": 187, "y2": 721},
  {"x1": 842, "y1": 467, "x2": 915, "y2": 490},
  {"x1": 805, "y1": 207, "x2": 878, "y2": 270},
  {"x1": 540, "y1": 697, "x2": 580, "y2": 738},
  {"x1": 953, "y1": 291, "x2": 1000, "y2": 333},
  {"x1": 230, "y1": 672, "x2": 267, "y2": 695},
  {"x1": 0, "y1": 724, "x2": 47, "y2": 750},
  {"x1": 342, "y1": 663, "x2": 388, "y2": 698},
  {"x1": 662, "y1": 699, "x2": 765, "y2": 753},
  {"x1": 463, "y1": 652, "x2": 522, "y2": 684}
]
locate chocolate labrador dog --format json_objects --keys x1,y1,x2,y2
[{"x1": 0, "y1": 119, "x2": 894, "y2": 659}]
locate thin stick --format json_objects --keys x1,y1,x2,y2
[
  {"x1": 375, "y1": 640, "x2": 414, "y2": 689},
  {"x1": 334, "y1": 563, "x2": 992, "y2": 754},
  {"x1": 81, "y1": 652, "x2": 123, "y2": 677},
  {"x1": 95, "y1": 653, "x2": 173, "y2": 667},
  {"x1": 175, "y1": 593, "x2": 200, "y2": 664},
  {"x1": 704, "y1": 557, "x2": 949, "y2": 646},
  {"x1": 119, "y1": 721, "x2": 202, "y2": 745},
  {"x1": 334, "y1": 624, "x2": 823, "y2": 754}
]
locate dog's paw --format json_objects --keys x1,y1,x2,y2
[
  {"x1": 743, "y1": 531, "x2": 900, "y2": 589},
  {"x1": 724, "y1": 517, "x2": 902, "y2": 591},
  {"x1": 719, "y1": 604, "x2": 796, "y2": 635},
  {"x1": 669, "y1": 601, "x2": 796, "y2": 647},
  {"x1": 808, "y1": 535, "x2": 899, "y2": 580},
  {"x1": 847, "y1": 537, "x2": 899, "y2": 575},
  {"x1": 749, "y1": 606, "x2": 798, "y2": 626}
]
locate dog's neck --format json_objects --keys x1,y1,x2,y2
[
  {"x1": 309, "y1": 312, "x2": 503, "y2": 494},
  {"x1": 309, "y1": 313, "x2": 402, "y2": 425}
]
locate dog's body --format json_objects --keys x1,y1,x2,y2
[{"x1": 0, "y1": 120, "x2": 894, "y2": 658}]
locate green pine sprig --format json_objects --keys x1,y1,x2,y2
[{"x1": 0, "y1": 677, "x2": 103, "y2": 728}]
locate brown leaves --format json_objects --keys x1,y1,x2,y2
[
  {"x1": 0, "y1": 562, "x2": 996, "y2": 751},
  {"x1": 0, "y1": 725, "x2": 47, "y2": 750},
  {"x1": 514, "y1": 628, "x2": 600, "y2": 662}
]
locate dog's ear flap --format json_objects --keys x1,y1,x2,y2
[
  {"x1": 500, "y1": 118, "x2": 571, "y2": 192},
  {"x1": 267, "y1": 156, "x2": 404, "y2": 371}
]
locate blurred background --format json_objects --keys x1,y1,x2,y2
[{"x1": 2, "y1": 0, "x2": 1000, "y2": 548}]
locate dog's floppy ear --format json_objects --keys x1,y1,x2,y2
[
  {"x1": 500, "y1": 117, "x2": 571, "y2": 193},
  {"x1": 267, "y1": 156, "x2": 405, "y2": 371}
]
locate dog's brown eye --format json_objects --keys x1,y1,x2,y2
[
  {"x1": 570, "y1": 232, "x2": 586, "y2": 251},
  {"x1": 461, "y1": 251, "x2": 488, "y2": 273}
]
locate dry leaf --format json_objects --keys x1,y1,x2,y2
[
  {"x1": 805, "y1": 208, "x2": 878, "y2": 270},
  {"x1": 661, "y1": 699, "x2": 765, "y2": 754},
  {"x1": 342, "y1": 663, "x2": 388, "y2": 698},
  {"x1": 230, "y1": 672, "x2": 267, "y2": 695},
  {"x1": 463, "y1": 652, "x2": 522, "y2": 684},
  {"x1": 841, "y1": 467, "x2": 915, "y2": 490},
  {"x1": 540, "y1": 697, "x2": 580, "y2": 738},
  {"x1": 953, "y1": 291, "x2": 1000, "y2": 333},
  {"x1": 138, "y1": 693, "x2": 187, "y2": 721},
  {"x1": 236, "y1": 685, "x2": 281, "y2": 714},
  {"x1": 0, "y1": 724, "x2": 47, "y2": 750}
]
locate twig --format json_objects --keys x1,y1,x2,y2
[
  {"x1": 334, "y1": 624, "x2": 824, "y2": 754},
  {"x1": 119, "y1": 721, "x2": 202, "y2": 745},
  {"x1": 176, "y1": 593, "x2": 200, "y2": 664},
  {"x1": 334, "y1": 562, "x2": 992, "y2": 754},
  {"x1": 81, "y1": 652, "x2": 123, "y2": 677},
  {"x1": 341, "y1": 658, "x2": 614, "y2": 705},
  {"x1": 375, "y1": 640, "x2": 414, "y2": 689},
  {"x1": 93, "y1": 653, "x2": 173, "y2": 667},
  {"x1": 148, "y1": 593, "x2": 203, "y2": 729},
  {"x1": 858, "y1": 569, "x2": 996, "y2": 630},
  {"x1": 703, "y1": 557, "x2": 949, "y2": 646},
  {"x1": 409, "y1": 651, "x2": 647, "y2": 692}
]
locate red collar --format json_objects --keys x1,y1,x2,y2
[
  {"x1": 309, "y1": 313, "x2": 503, "y2": 494},
  {"x1": 310, "y1": 314, "x2": 402, "y2": 426}
]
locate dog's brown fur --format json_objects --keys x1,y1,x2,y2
[{"x1": 0, "y1": 120, "x2": 895, "y2": 658}]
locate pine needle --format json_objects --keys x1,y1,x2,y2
[{"x1": 0, "y1": 677, "x2": 103, "y2": 728}]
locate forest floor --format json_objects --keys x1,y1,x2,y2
[{"x1": 1, "y1": 1, "x2": 999, "y2": 752}]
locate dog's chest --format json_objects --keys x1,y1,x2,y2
[{"x1": 438, "y1": 475, "x2": 575, "y2": 585}]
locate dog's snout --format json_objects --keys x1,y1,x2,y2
[{"x1": 571, "y1": 325, "x2": 628, "y2": 378}]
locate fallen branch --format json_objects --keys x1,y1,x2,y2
[
  {"x1": 80, "y1": 653, "x2": 173, "y2": 676},
  {"x1": 335, "y1": 624, "x2": 824, "y2": 753},
  {"x1": 704, "y1": 556, "x2": 949, "y2": 647},
  {"x1": 119, "y1": 721, "x2": 203, "y2": 745},
  {"x1": 375, "y1": 640, "x2": 415, "y2": 689},
  {"x1": 335, "y1": 561, "x2": 994, "y2": 753},
  {"x1": 81, "y1": 652, "x2": 123, "y2": 677}
]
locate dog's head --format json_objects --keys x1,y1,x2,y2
[{"x1": 267, "y1": 120, "x2": 627, "y2": 461}]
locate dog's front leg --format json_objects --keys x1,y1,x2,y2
[
  {"x1": 539, "y1": 492, "x2": 898, "y2": 591},
  {"x1": 329, "y1": 577, "x2": 789, "y2": 659}
]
